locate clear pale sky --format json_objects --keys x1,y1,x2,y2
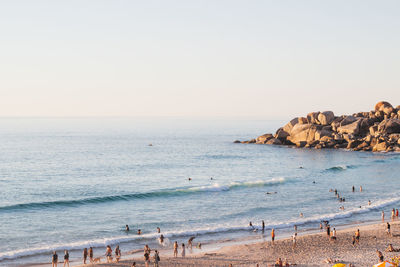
[{"x1": 0, "y1": 1, "x2": 399, "y2": 118}]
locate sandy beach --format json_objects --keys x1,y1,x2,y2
[{"x1": 62, "y1": 219, "x2": 400, "y2": 267}]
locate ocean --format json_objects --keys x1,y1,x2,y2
[{"x1": 0, "y1": 117, "x2": 399, "y2": 266}]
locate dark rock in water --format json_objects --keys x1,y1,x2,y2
[{"x1": 237, "y1": 101, "x2": 400, "y2": 152}]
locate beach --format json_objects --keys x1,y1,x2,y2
[{"x1": 67, "y1": 219, "x2": 400, "y2": 267}]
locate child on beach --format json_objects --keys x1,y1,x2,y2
[{"x1": 355, "y1": 229, "x2": 360, "y2": 244}]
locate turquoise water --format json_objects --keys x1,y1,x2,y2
[{"x1": 0, "y1": 118, "x2": 399, "y2": 266}]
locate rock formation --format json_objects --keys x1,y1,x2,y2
[{"x1": 238, "y1": 101, "x2": 400, "y2": 152}]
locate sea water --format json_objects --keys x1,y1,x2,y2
[{"x1": 0, "y1": 117, "x2": 399, "y2": 266}]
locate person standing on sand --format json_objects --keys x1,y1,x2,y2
[
  {"x1": 355, "y1": 229, "x2": 360, "y2": 244},
  {"x1": 144, "y1": 244, "x2": 151, "y2": 255},
  {"x1": 83, "y1": 248, "x2": 87, "y2": 264},
  {"x1": 352, "y1": 235, "x2": 356, "y2": 247},
  {"x1": 173, "y1": 241, "x2": 178, "y2": 257},
  {"x1": 181, "y1": 243, "x2": 186, "y2": 257},
  {"x1": 387, "y1": 222, "x2": 391, "y2": 236},
  {"x1": 63, "y1": 250, "x2": 69, "y2": 267},
  {"x1": 382, "y1": 211, "x2": 385, "y2": 222},
  {"x1": 52, "y1": 251, "x2": 58, "y2": 267},
  {"x1": 144, "y1": 251, "x2": 150, "y2": 267},
  {"x1": 396, "y1": 209, "x2": 399, "y2": 218},
  {"x1": 153, "y1": 250, "x2": 160, "y2": 267},
  {"x1": 292, "y1": 232, "x2": 297, "y2": 249},
  {"x1": 392, "y1": 209, "x2": 395, "y2": 220},
  {"x1": 326, "y1": 224, "x2": 330, "y2": 239},
  {"x1": 271, "y1": 228, "x2": 275, "y2": 244},
  {"x1": 89, "y1": 247, "x2": 93, "y2": 263}
]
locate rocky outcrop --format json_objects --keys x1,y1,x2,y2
[{"x1": 237, "y1": 101, "x2": 400, "y2": 152}]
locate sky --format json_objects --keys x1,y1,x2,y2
[{"x1": 0, "y1": 0, "x2": 399, "y2": 119}]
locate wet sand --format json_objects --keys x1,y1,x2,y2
[{"x1": 67, "y1": 220, "x2": 400, "y2": 267}]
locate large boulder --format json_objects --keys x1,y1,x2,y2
[
  {"x1": 266, "y1": 138, "x2": 282, "y2": 145},
  {"x1": 373, "y1": 141, "x2": 388, "y2": 152},
  {"x1": 337, "y1": 119, "x2": 362, "y2": 135},
  {"x1": 275, "y1": 128, "x2": 289, "y2": 141},
  {"x1": 315, "y1": 129, "x2": 333, "y2": 140},
  {"x1": 287, "y1": 124, "x2": 320, "y2": 144},
  {"x1": 377, "y1": 119, "x2": 400, "y2": 134},
  {"x1": 339, "y1": 116, "x2": 358, "y2": 127},
  {"x1": 307, "y1": 112, "x2": 320, "y2": 124},
  {"x1": 375, "y1": 101, "x2": 394, "y2": 115},
  {"x1": 318, "y1": 111, "x2": 335, "y2": 125},
  {"x1": 256, "y1": 134, "x2": 274, "y2": 144}
]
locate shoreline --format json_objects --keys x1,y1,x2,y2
[{"x1": 44, "y1": 218, "x2": 400, "y2": 267}]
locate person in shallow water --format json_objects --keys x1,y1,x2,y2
[
  {"x1": 115, "y1": 245, "x2": 121, "y2": 262},
  {"x1": 106, "y1": 245, "x2": 112, "y2": 263},
  {"x1": 137, "y1": 229, "x2": 142, "y2": 235},
  {"x1": 125, "y1": 225, "x2": 130, "y2": 231},
  {"x1": 173, "y1": 241, "x2": 178, "y2": 257},
  {"x1": 83, "y1": 248, "x2": 87, "y2": 264},
  {"x1": 89, "y1": 247, "x2": 93, "y2": 263},
  {"x1": 63, "y1": 250, "x2": 69, "y2": 267},
  {"x1": 181, "y1": 243, "x2": 186, "y2": 257},
  {"x1": 52, "y1": 251, "x2": 58, "y2": 267},
  {"x1": 159, "y1": 234, "x2": 164, "y2": 244}
]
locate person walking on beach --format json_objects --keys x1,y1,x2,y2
[
  {"x1": 392, "y1": 209, "x2": 395, "y2": 221},
  {"x1": 83, "y1": 248, "x2": 88, "y2": 264},
  {"x1": 331, "y1": 228, "x2": 336, "y2": 241},
  {"x1": 63, "y1": 250, "x2": 70, "y2": 267},
  {"x1": 326, "y1": 224, "x2": 330, "y2": 239},
  {"x1": 271, "y1": 228, "x2": 275, "y2": 244},
  {"x1": 382, "y1": 211, "x2": 385, "y2": 222},
  {"x1": 144, "y1": 251, "x2": 150, "y2": 267},
  {"x1": 181, "y1": 243, "x2": 186, "y2": 257},
  {"x1": 352, "y1": 235, "x2": 356, "y2": 247},
  {"x1": 292, "y1": 232, "x2": 297, "y2": 249},
  {"x1": 89, "y1": 247, "x2": 93, "y2": 263},
  {"x1": 153, "y1": 250, "x2": 160, "y2": 267},
  {"x1": 52, "y1": 251, "x2": 58, "y2": 267},
  {"x1": 355, "y1": 229, "x2": 360, "y2": 244},
  {"x1": 173, "y1": 241, "x2": 178, "y2": 257},
  {"x1": 387, "y1": 222, "x2": 391, "y2": 236},
  {"x1": 106, "y1": 245, "x2": 112, "y2": 263},
  {"x1": 115, "y1": 245, "x2": 121, "y2": 262}
]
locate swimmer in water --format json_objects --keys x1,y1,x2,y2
[
  {"x1": 157, "y1": 227, "x2": 160, "y2": 233},
  {"x1": 137, "y1": 229, "x2": 142, "y2": 235},
  {"x1": 160, "y1": 234, "x2": 164, "y2": 244},
  {"x1": 368, "y1": 200, "x2": 371, "y2": 205},
  {"x1": 352, "y1": 185, "x2": 355, "y2": 192},
  {"x1": 210, "y1": 177, "x2": 213, "y2": 180},
  {"x1": 312, "y1": 181, "x2": 316, "y2": 184},
  {"x1": 125, "y1": 225, "x2": 130, "y2": 231},
  {"x1": 300, "y1": 213, "x2": 304, "y2": 218},
  {"x1": 360, "y1": 186, "x2": 363, "y2": 192},
  {"x1": 188, "y1": 177, "x2": 192, "y2": 181}
]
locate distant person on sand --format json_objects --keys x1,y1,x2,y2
[
  {"x1": 326, "y1": 224, "x2": 330, "y2": 238},
  {"x1": 382, "y1": 211, "x2": 385, "y2": 222},
  {"x1": 292, "y1": 232, "x2": 297, "y2": 249},
  {"x1": 173, "y1": 241, "x2": 178, "y2": 257},
  {"x1": 331, "y1": 228, "x2": 336, "y2": 241},
  {"x1": 52, "y1": 251, "x2": 58, "y2": 267},
  {"x1": 355, "y1": 229, "x2": 360, "y2": 244},
  {"x1": 63, "y1": 250, "x2": 69, "y2": 267},
  {"x1": 106, "y1": 245, "x2": 112, "y2": 263},
  {"x1": 396, "y1": 209, "x2": 399, "y2": 218},
  {"x1": 83, "y1": 248, "x2": 88, "y2": 264},
  {"x1": 377, "y1": 250, "x2": 384, "y2": 262},
  {"x1": 89, "y1": 247, "x2": 93, "y2": 263},
  {"x1": 115, "y1": 245, "x2": 121, "y2": 262},
  {"x1": 271, "y1": 228, "x2": 275, "y2": 244},
  {"x1": 387, "y1": 222, "x2": 391, "y2": 236},
  {"x1": 392, "y1": 209, "x2": 395, "y2": 220},
  {"x1": 153, "y1": 250, "x2": 160, "y2": 267},
  {"x1": 181, "y1": 243, "x2": 186, "y2": 257},
  {"x1": 352, "y1": 235, "x2": 356, "y2": 247}
]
